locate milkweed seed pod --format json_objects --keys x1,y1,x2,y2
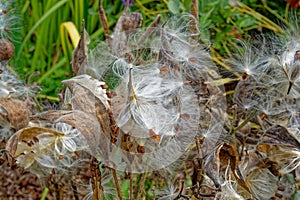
[
  {"x1": 0, "y1": 39, "x2": 14, "y2": 63},
  {"x1": 5, "y1": 123, "x2": 88, "y2": 181},
  {"x1": 0, "y1": 98, "x2": 29, "y2": 139}
]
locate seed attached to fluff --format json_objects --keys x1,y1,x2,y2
[
  {"x1": 0, "y1": 39, "x2": 14, "y2": 61},
  {"x1": 149, "y1": 129, "x2": 160, "y2": 143},
  {"x1": 137, "y1": 145, "x2": 145, "y2": 154}
]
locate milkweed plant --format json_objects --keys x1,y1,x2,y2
[{"x1": 0, "y1": 0, "x2": 300, "y2": 199}]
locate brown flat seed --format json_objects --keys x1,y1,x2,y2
[
  {"x1": 137, "y1": 145, "x2": 145, "y2": 154},
  {"x1": 275, "y1": 193, "x2": 283, "y2": 198},
  {"x1": 277, "y1": 186, "x2": 285, "y2": 191}
]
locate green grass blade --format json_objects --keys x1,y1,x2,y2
[{"x1": 17, "y1": 0, "x2": 68, "y2": 58}]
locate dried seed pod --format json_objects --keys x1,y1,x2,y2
[
  {"x1": 0, "y1": 98, "x2": 30, "y2": 131},
  {"x1": 5, "y1": 126, "x2": 64, "y2": 167},
  {"x1": 0, "y1": 39, "x2": 14, "y2": 62},
  {"x1": 262, "y1": 125, "x2": 300, "y2": 149},
  {"x1": 122, "y1": 12, "x2": 143, "y2": 33},
  {"x1": 72, "y1": 20, "x2": 90, "y2": 76}
]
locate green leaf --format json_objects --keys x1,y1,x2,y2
[
  {"x1": 238, "y1": 17, "x2": 256, "y2": 28},
  {"x1": 17, "y1": 0, "x2": 69, "y2": 59},
  {"x1": 168, "y1": 0, "x2": 180, "y2": 14},
  {"x1": 121, "y1": 179, "x2": 130, "y2": 199}
]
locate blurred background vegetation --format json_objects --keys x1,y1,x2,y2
[{"x1": 8, "y1": 0, "x2": 300, "y2": 100}]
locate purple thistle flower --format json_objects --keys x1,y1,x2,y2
[{"x1": 122, "y1": 0, "x2": 134, "y2": 7}]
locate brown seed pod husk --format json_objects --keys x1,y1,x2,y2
[
  {"x1": 0, "y1": 98, "x2": 30, "y2": 131},
  {"x1": 0, "y1": 39, "x2": 14, "y2": 61}
]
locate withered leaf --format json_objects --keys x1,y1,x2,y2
[{"x1": 0, "y1": 98, "x2": 30, "y2": 130}]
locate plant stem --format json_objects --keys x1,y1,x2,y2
[
  {"x1": 129, "y1": 172, "x2": 133, "y2": 200},
  {"x1": 71, "y1": 178, "x2": 79, "y2": 200},
  {"x1": 90, "y1": 157, "x2": 103, "y2": 200},
  {"x1": 40, "y1": 188, "x2": 49, "y2": 200},
  {"x1": 234, "y1": 109, "x2": 257, "y2": 133},
  {"x1": 136, "y1": 170, "x2": 147, "y2": 200},
  {"x1": 109, "y1": 167, "x2": 124, "y2": 200}
]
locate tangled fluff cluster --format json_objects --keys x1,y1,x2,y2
[
  {"x1": 0, "y1": 2, "x2": 300, "y2": 198},
  {"x1": 86, "y1": 14, "x2": 225, "y2": 172}
]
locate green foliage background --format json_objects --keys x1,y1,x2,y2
[{"x1": 9, "y1": 0, "x2": 300, "y2": 99}]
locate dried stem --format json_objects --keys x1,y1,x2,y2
[
  {"x1": 234, "y1": 109, "x2": 257, "y2": 133},
  {"x1": 138, "y1": 14, "x2": 161, "y2": 43},
  {"x1": 190, "y1": 0, "x2": 199, "y2": 42},
  {"x1": 90, "y1": 157, "x2": 103, "y2": 200},
  {"x1": 71, "y1": 177, "x2": 79, "y2": 200},
  {"x1": 136, "y1": 170, "x2": 147, "y2": 200},
  {"x1": 54, "y1": 182, "x2": 61, "y2": 200},
  {"x1": 108, "y1": 166, "x2": 124, "y2": 200},
  {"x1": 98, "y1": 0, "x2": 110, "y2": 42},
  {"x1": 174, "y1": 181, "x2": 187, "y2": 200}
]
